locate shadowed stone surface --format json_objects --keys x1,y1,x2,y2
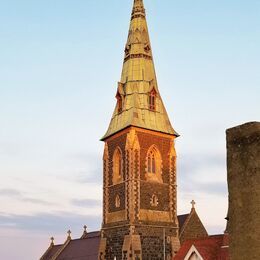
[{"x1": 226, "y1": 121, "x2": 260, "y2": 260}]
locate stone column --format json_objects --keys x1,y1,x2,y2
[{"x1": 226, "y1": 121, "x2": 260, "y2": 260}]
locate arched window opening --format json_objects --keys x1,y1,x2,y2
[
  {"x1": 149, "y1": 89, "x2": 156, "y2": 111},
  {"x1": 146, "y1": 145, "x2": 163, "y2": 183},
  {"x1": 113, "y1": 148, "x2": 123, "y2": 184},
  {"x1": 147, "y1": 150, "x2": 156, "y2": 174},
  {"x1": 115, "y1": 195, "x2": 121, "y2": 208},
  {"x1": 150, "y1": 194, "x2": 159, "y2": 207}
]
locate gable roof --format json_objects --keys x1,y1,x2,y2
[
  {"x1": 41, "y1": 245, "x2": 63, "y2": 260},
  {"x1": 57, "y1": 232, "x2": 100, "y2": 260},
  {"x1": 174, "y1": 234, "x2": 229, "y2": 260},
  {"x1": 40, "y1": 231, "x2": 101, "y2": 260},
  {"x1": 178, "y1": 206, "x2": 208, "y2": 245}
]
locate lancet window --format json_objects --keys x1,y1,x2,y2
[
  {"x1": 146, "y1": 145, "x2": 162, "y2": 182},
  {"x1": 149, "y1": 89, "x2": 156, "y2": 111},
  {"x1": 113, "y1": 148, "x2": 123, "y2": 184},
  {"x1": 147, "y1": 150, "x2": 156, "y2": 174}
]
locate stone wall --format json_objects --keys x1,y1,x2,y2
[
  {"x1": 136, "y1": 225, "x2": 177, "y2": 260},
  {"x1": 179, "y1": 209, "x2": 208, "y2": 244},
  {"x1": 102, "y1": 127, "x2": 179, "y2": 259},
  {"x1": 226, "y1": 122, "x2": 260, "y2": 260}
]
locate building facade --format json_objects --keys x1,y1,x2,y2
[{"x1": 99, "y1": 0, "x2": 180, "y2": 259}]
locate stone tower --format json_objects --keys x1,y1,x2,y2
[
  {"x1": 99, "y1": 1, "x2": 180, "y2": 259},
  {"x1": 226, "y1": 122, "x2": 260, "y2": 260}
]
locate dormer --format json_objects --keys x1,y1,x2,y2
[
  {"x1": 148, "y1": 87, "x2": 157, "y2": 111},
  {"x1": 116, "y1": 92, "x2": 123, "y2": 113}
]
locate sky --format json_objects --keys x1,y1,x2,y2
[{"x1": 0, "y1": 0, "x2": 259, "y2": 259}]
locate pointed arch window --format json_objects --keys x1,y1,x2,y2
[
  {"x1": 113, "y1": 148, "x2": 123, "y2": 184},
  {"x1": 149, "y1": 89, "x2": 156, "y2": 111},
  {"x1": 146, "y1": 145, "x2": 163, "y2": 183},
  {"x1": 147, "y1": 150, "x2": 156, "y2": 174},
  {"x1": 115, "y1": 194, "x2": 121, "y2": 208}
]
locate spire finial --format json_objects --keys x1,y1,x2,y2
[
  {"x1": 84, "y1": 225, "x2": 87, "y2": 233},
  {"x1": 50, "y1": 237, "x2": 54, "y2": 246},
  {"x1": 80, "y1": 225, "x2": 88, "y2": 239},
  {"x1": 191, "y1": 200, "x2": 196, "y2": 209},
  {"x1": 67, "y1": 230, "x2": 72, "y2": 240},
  {"x1": 132, "y1": 0, "x2": 145, "y2": 18}
]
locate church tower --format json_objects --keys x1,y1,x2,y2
[{"x1": 99, "y1": 1, "x2": 180, "y2": 259}]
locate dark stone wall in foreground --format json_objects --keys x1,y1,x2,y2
[{"x1": 226, "y1": 121, "x2": 260, "y2": 260}]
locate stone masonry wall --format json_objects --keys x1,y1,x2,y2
[
  {"x1": 179, "y1": 210, "x2": 208, "y2": 244},
  {"x1": 226, "y1": 122, "x2": 260, "y2": 260},
  {"x1": 137, "y1": 131, "x2": 172, "y2": 184},
  {"x1": 136, "y1": 225, "x2": 177, "y2": 260}
]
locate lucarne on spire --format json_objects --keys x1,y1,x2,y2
[{"x1": 102, "y1": 0, "x2": 178, "y2": 140}]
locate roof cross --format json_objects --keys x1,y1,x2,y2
[
  {"x1": 191, "y1": 200, "x2": 196, "y2": 209},
  {"x1": 67, "y1": 230, "x2": 72, "y2": 239},
  {"x1": 84, "y1": 225, "x2": 87, "y2": 233}
]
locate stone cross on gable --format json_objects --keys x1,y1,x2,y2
[
  {"x1": 191, "y1": 200, "x2": 196, "y2": 209},
  {"x1": 84, "y1": 225, "x2": 87, "y2": 233}
]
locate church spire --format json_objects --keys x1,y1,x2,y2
[
  {"x1": 102, "y1": 0, "x2": 178, "y2": 140},
  {"x1": 132, "y1": 0, "x2": 145, "y2": 17}
]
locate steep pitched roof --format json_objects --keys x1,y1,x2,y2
[
  {"x1": 177, "y1": 214, "x2": 189, "y2": 232},
  {"x1": 179, "y1": 206, "x2": 208, "y2": 245},
  {"x1": 57, "y1": 232, "x2": 100, "y2": 260},
  {"x1": 174, "y1": 234, "x2": 230, "y2": 260},
  {"x1": 102, "y1": 0, "x2": 178, "y2": 140},
  {"x1": 41, "y1": 245, "x2": 63, "y2": 260},
  {"x1": 40, "y1": 231, "x2": 100, "y2": 260}
]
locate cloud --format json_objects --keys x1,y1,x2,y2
[
  {"x1": 178, "y1": 152, "x2": 228, "y2": 196},
  {"x1": 71, "y1": 198, "x2": 102, "y2": 208},
  {"x1": 0, "y1": 212, "x2": 101, "y2": 233},
  {"x1": 0, "y1": 188, "x2": 54, "y2": 206},
  {"x1": 61, "y1": 152, "x2": 103, "y2": 184},
  {"x1": 178, "y1": 152, "x2": 225, "y2": 178},
  {"x1": 0, "y1": 142, "x2": 21, "y2": 157},
  {"x1": 0, "y1": 189, "x2": 22, "y2": 197},
  {"x1": 181, "y1": 181, "x2": 228, "y2": 196}
]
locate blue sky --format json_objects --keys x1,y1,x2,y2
[{"x1": 0, "y1": 0, "x2": 259, "y2": 259}]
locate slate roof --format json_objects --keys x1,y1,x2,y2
[
  {"x1": 177, "y1": 214, "x2": 189, "y2": 232},
  {"x1": 57, "y1": 232, "x2": 100, "y2": 260},
  {"x1": 41, "y1": 245, "x2": 63, "y2": 260},
  {"x1": 174, "y1": 234, "x2": 229, "y2": 260},
  {"x1": 40, "y1": 231, "x2": 100, "y2": 260}
]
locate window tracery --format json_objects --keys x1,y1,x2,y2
[{"x1": 145, "y1": 145, "x2": 163, "y2": 182}]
